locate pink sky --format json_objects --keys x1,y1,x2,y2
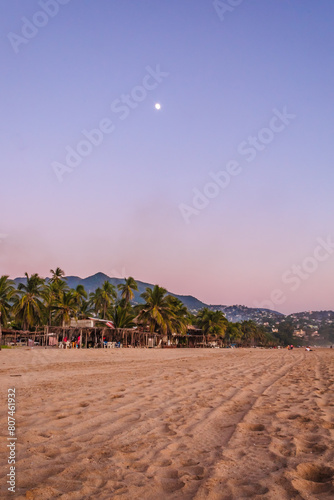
[{"x1": 2, "y1": 1, "x2": 334, "y2": 315}]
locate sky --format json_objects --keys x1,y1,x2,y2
[{"x1": 1, "y1": 0, "x2": 334, "y2": 314}]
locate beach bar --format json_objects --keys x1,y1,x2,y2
[{"x1": 1, "y1": 324, "x2": 213, "y2": 348}]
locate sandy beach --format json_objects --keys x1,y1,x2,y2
[{"x1": 1, "y1": 347, "x2": 333, "y2": 499}]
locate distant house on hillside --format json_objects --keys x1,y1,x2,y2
[{"x1": 294, "y1": 329, "x2": 306, "y2": 338}]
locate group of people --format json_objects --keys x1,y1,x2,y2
[
  {"x1": 62, "y1": 336, "x2": 81, "y2": 348},
  {"x1": 59, "y1": 336, "x2": 123, "y2": 348}
]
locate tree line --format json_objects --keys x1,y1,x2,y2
[{"x1": 0, "y1": 268, "x2": 286, "y2": 346}]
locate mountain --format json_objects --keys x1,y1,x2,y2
[
  {"x1": 64, "y1": 273, "x2": 207, "y2": 311},
  {"x1": 209, "y1": 304, "x2": 284, "y2": 323},
  {"x1": 13, "y1": 273, "x2": 207, "y2": 311},
  {"x1": 13, "y1": 273, "x2": 333, "y2": 335}
]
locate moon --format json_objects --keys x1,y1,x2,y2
[{"x1": 154, "y1": 103, "x2": 161, "y2": 110}]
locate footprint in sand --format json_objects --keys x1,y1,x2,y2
[
  {"x1": 182, "y1": 465, "x2": 205, "y2": 480},
  {"x1": 276, "y1": 411, "x2": 299, "y2": 420},
  {"x1": 129, "y1": 461, "x2": 149, "y2": 472},
  {"x1": 160, "y1": 423, "x2": 177, "y2": 436},
  {"x1": 45, "y1": 447, "x2": 62, "y2": 459},
  {"x1": 292, "y1": 462, "x2": 334, "y2": 495},
  {"x1": 38, "y1": 432, "x2": 52, "y2": 439},
  {"x1": 242, "y1": 423, "x2": 265, "y2": 432},
  {"x1": 271, "y1": 438, "x2": 296, "y2": 458},
  {"x1": 155, "y1": 469, "x2": 185, "y2": 493},
  {"x1": 229, "y1": 478, "x2": 269, "y2": 497},
  {"x1": 294, "y1": 438, "x2": 327, "y2": 456},
  {"x1": 156, "y1": 458, "x2": 172, "y2": 467},
  {"x1": 180, "y1": 458, "x2": 199, "y2": 467}
]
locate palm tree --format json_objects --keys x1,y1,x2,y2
[
  {"x1": 89, "y1": 288, "x2": 102, "y2": 317},
  {"x1": 89, "y1": 281, "x2": 116, "y2": 319},
  {"x1": 255, "y1": 324, "x2": 274, "y2": 346},
  {"x1": 108, "y1": 302, "x2": 136, "y2": 345},
  {"x1": 53, "y1": 290, "x2": 77, "y2": 326},
  {"x1": 49, "y1": 267, "x2": 65, "y2": 284},
  {"x1": 135, "y1": 285, "x2": 175, "y2": 335},
  {"x1": 0, "y1": 276, "x2": 17, "y2": 327},
  {"x1": 240, "y1": 320, "x2": 258, "y2": 346},
  {"x1": 166, "y1": 296, "x2": 189, "y2": 335},
  {"x1": 117, "y1": 277, "x2": 138, "y2": 305},
  {"x1": 72, "y1": 284, "x2": 87, "y2": 309},
  {"x1": 226, "y1": 322, "x2": 243, "y2": 345},
  {"x1": 13, "y1": 273, "x2": 45, "y2": 330},
  {"x1": 196, "y1": 308, "x2": 228, "y2": 339},
  {"x1": 77, "y1": 298, "x2": 94, "y2": 320},
  {"x1": 41, "y1": 280, "x2": 69, "y2": 326},
  {"x1": 109, "y1": 302, "x2": 136, "y2": 329}
]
